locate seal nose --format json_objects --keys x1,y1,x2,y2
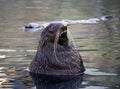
[{"x1": 62, "y1": 26, "x2": 67, "y2": 30}]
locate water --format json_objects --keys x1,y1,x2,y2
[{"x1": 0, "y1": 0, "x2": 120, "y2": 89}]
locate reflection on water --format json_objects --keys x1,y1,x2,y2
[
  {"x1": 30, "y1": 73, "x2": 83, "y2": 89},
  {"x1": 0, "y1": 0, "x2": 120, "y2": 89}
]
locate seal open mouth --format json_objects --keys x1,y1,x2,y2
[{"x1": 58, "y1": 26, "x2": 68, "y2": 46}]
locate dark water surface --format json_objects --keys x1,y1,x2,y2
[{"x1": 0, "y1": 0, "x2": 120, "y2": 89}]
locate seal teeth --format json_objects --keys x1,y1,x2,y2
[{"x1": 60, "y1": 31, "x2": 67, "y2": 35}]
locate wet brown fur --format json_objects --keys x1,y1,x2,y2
[{"x1": 29, "y1": 23, "x2": 85, "y2": 75}]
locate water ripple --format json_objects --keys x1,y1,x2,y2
[{"x1": 85, "y1": 68, "x2": 117, "y2": 76}]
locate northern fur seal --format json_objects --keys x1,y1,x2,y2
[{"x1": 29, "y1": 23, "x2": 85, "y2": 76}]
